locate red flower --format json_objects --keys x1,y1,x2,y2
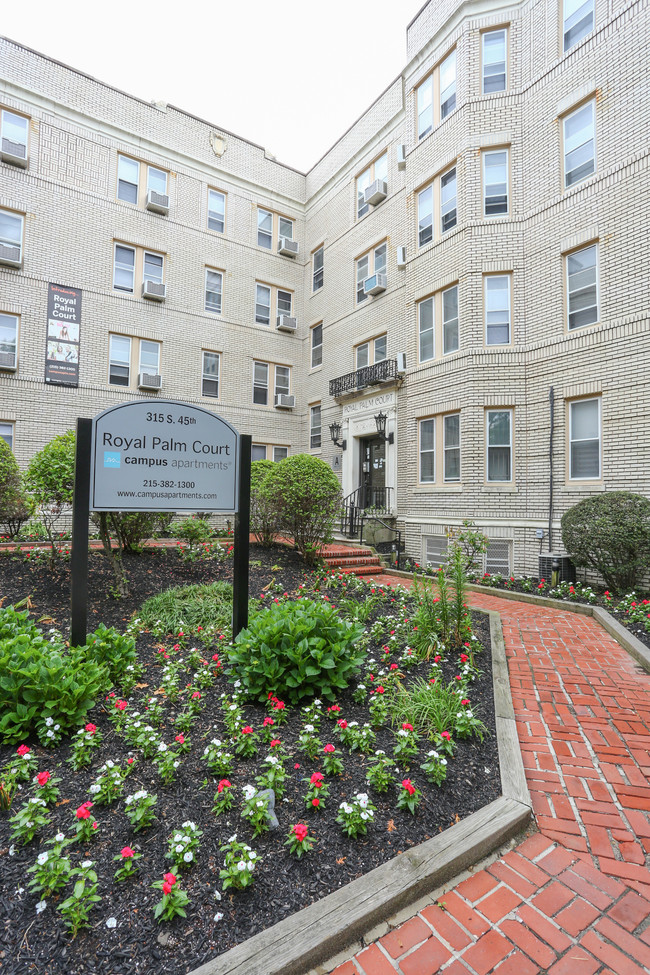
[
  {"x1": 270, "y1": 739, "x2": 281, "y2": 748},
  {"x1": 175, "y1": 735, "x2": 185, "y2": 744},
  {"x1": 115, "y1": 699, "x2": 128, "y2": 711},
  {"x1": 434, "y1": 655, "x2": 442, "y2": 663},
  {"x1": 401, "y1": 723, "x2": 413, "y2": 732},
  {"x1": 263, "y1": 717, "x2": 275, "y2": 727},
  {"x1": 323, "y1": 744, "x2": 335, "y2": 753},
  {"x1": 191, "y1": 692, "x2": 201, "y2": 700},
  {"x1": 241, "y1": 726, "x2": 253, "y2": 735},
  {"x1": 121, "y1": 846, "x2": 135, "y2": 858},
  {"x1": 312, "y1": 798, "x2": 320, "y2": 807},
  {"x1": 294, "y1": 763, "x2": 301, "y2": 770},
  {"x1": 310, "y1": 772, "x2": 324, "y2": 785},
  {"x1": 212, "y1": 654, "x2": 220, "y2": 661},
  {"x1": 376, "y1": 685, "x2": 385, "y2": 694},
  {"x1": 441, "y1": 731, "x2": 451, "y2": 741},
  {"x1": 272, "y1": 701, "x2": 285, "y2": 711},
  {"x1": 163, "y1": 872, "x2": 177, "y2": 885},
  {"x1": 293, "y1": 823, "x2": 308, "y2": 842},
  {"x1": 127, "y1": 757, "x2": 134, "y2": 764},
  {"x1": 162, "y1": 882, "x2": 172, "y2": 895},
  {"x1": 217, "y1": 779, "x2": 231, "y2": 793},
  {"x1": 85, "y1": 723, "x2": 97, "y2": 734},
  {"x1": 402, "y1": 779, "x2": 416, "y2": 795},
  {"x1": 327, "y1": 704, "x2": 341, "y2": 713},
  {"x1": 16, "y1": 745, "x2": 30, "y2": 756},
  {"x1": 36, "y1": 771, "x2": 51, "y2": 786},
  {"x1": 460, "y1": 654, "x2": 468, "y2": 663},
  {"x1": 76, "y1": 804, "x2": 91, "y2": 820},
  {"x1": 337, "y1": 719, "x2": 348, "y2": 730},
  {"x1": 461, "y1": 699, "x2": 470, "y2": 706},
  {"x1": 390, "y1": 663, "x2": 398, "y2": 670}
]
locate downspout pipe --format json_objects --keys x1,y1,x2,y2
[{"x1": 548, "y1": 386, "x2": 555, "y2": 552}]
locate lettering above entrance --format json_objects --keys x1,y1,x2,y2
[
  {"x1": 89, "y1": 399, "x2": 240, "y2": 512},
  {"x1": 343, "y1": 390, "x2": 397, "y2": 416}
]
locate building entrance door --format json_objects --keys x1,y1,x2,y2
[{"x1": 360, "y1": 435, "x2": 386, "y2": 508}]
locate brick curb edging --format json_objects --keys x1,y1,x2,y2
[{"x1": 186, "y1": 610, "x2": 531, "y2": 975}]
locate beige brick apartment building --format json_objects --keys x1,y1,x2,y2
[{"x1": 0, "y1": 0, "x2": 648, "y2": 575}]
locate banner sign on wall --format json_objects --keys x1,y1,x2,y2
[{"x1": 45, "y1": 283, "x2": 82, "y2": 386}]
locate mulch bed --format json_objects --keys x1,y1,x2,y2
[{"x1": 0, "y1": 545, "x2": 500, "y2": 975}]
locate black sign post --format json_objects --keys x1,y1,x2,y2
[
  {"x1": 70, "y1": 417, "x2": 92, "y2": 647},
  {"x1": 232, "y1": 435, "x2": 251, "y2": 638}
]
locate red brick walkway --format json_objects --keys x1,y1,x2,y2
[{"x1": 326, "y1": 578, "x2": 650, "y2": 975}]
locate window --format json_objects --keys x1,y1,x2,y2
[
  {"x1": 312, "y1": 246, "x2": 324, "y2": 291},
  {"x1": 356, "y1": 151, "x2": 388, "y2": 219},
  {"x1": 1, "y1": 109, "x2": 29, "y2": 162},
  {"x1": 251, "y1": 444, "x2": 289, "y2": 462},
  {"x1": 566, "y1": 243, "x2": 598, "y2": 330},
  {"x1": 483, "y1": 149, "x2": 509, "y2": 216},
  {"x1": 356, "y1": 242, "x2": 387, "y2": 303},
  {"x1": 311, "y1": 323, "x2": 323, "y2": 368},
  {"x1": 253, "y1": 361, "x2": 269, "y2": 405},
  {"x1": 113, "y1": 243, "x2": 165, "y2": 296},
  {"x1": 0, "y1": 422, "x2": 13, "y2": 449},
  {"x1": 569, "y1": 398, "x2": 600, "y2": 479},
  {"x1": 310, "y1": 404, "x2": 322, "y2": 449},
  {"x1": 0, "y1": 312, "x2": 18, "y2": 369},
  {"x1": 419, "y1": 418, "x2": 435, "y2": 483},
  {"x1": 117, "y1": 154, "x2": 168, "y2": 207},
  {"x1": 0, "y1": 209, "x2": 24, "y2": 265},
  {"x1": 486, "y1": 409, "x2": 512, "y2": 482},
  {"x1": 251, "y1": 444, "x2": 267, "y2": 462},
  {"x1": 205, "y1": 269, "x2": 223, "y2": 314},
  {"x1": 355, "y1": 334, "x2": 386, "y2": 369},
  {"x1": 257, "y1": 207, "x2": 294, "y2": 248},
  {"x1": 482, "y1": 29, "x2": 507, "y2": 93},
  {"x1": 139, "y1": 340, "x2": 160, "y2": 377},
  {"x1": 274, "y1": 365, "x2": 290, "y2": 399},
  {"x1": 440, "y1": 49, "x2": 457, "y2": 119},
  {"x1": 255, "y1": 283, "x2": 293, "y2": 326},
  {"x1": 563, "y1": 101, "x2": 595, "y2": 187},
  {"x1": 417, "y1": 76, "x2": 434, "y2": 141},
  {"x1": 202, "y1": 351, "x2": 220, "y2": 398},
  {"x1": 563, "y1": 0, "x2": 594, "y2": 51},
  {"x1": 484, "y1": 275, "x2": 511, "y2": 345},
  {"x1": 416, "y1": 46, "x2": 457, "y2": 140},
  {"x1": 417, "y1": 166, "x2": 457, "y2": 247},
  {"x1": 419, "y1": 413, "x2": 461, "y2": 483},
  {"x1": 208, "y1": 189, "x2": 226, "y2": 233},
  {"x1": 273, "y1": 446, "x2": 289, "y2": 462},
  {"x1": 109, "y1": 335, "x2": 131, "y2": 386},
  {"x1": 418, "y1": 285, "x2": 459, "y2": 361}
]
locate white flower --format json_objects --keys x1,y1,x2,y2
[
  {"x1": 8, "y1": 845, "x2": 15, "y2": 857},
  {"x1": 46, "y1": 731, "x2": 55, "y2": 739},
  {"x1": 81, "y1": 860, "x2": 93, "y2": 868},
  {"x1": 54, "y1": 724, "x2": 60, "y2": 731},
  {"x1": 243, "y1": 785, "x2": 256, "y2": 800},
  {"x1": 158, "y1": 743, "x2": 167, "y2": 752},
  {"x1": 466, "y1": 710, "x2": 474, "y2": 718},
  {"x1": 55, "y1": 832, "x2": 65, "y2": 842},
  {"x1": 106, "y1": 760, "x2": 115, "y2": 768},
  {"x1": 228, "y1": 834, "x2": 237, "y2": 843},
  {"x1": 89, "y1": 784, "x2": 101, "y2": 794},
  {"x1": 37, "y1": 852, "x2": 49, "y2": 865},
  {"x1": 304, "y1": 724, "x2": 314, "y2": 733},
  {"x1": 183, "y1": 852, "x2": 193, "y2": 863},
  {"x1": 441, "y1": 758, "x2": 448, "y2": 766},
  {"x1": 360, "y1": 811, "x2": 369, "y2": 820},
  {"x1": 214, "y1": 911, "x2": 224, "y2": 922},
  {"x1": 36, "y1": 900, "x2": 47, "y2": 914},
  {"x1": 106, "y1": 917, "x2": 117, "y2": 929},
  {"x1": 214, "y1": 891, "x2": 222, "y2": 901},
  {"x1": 236, "y1": 860, "x2": 246, "y2": 872},
  {"x1": 175, "y1": 845, "x2": 184, "y2": 854},
  {"x1": 182, "y1": 821, "x2": 195, "y2": 829},
  {"x1": 45, "y1": 717, "x2": 53, "y2": 727}
]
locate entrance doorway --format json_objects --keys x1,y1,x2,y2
[{"x1": 359, "y1": 435, "x2": 386, "y2": 508}]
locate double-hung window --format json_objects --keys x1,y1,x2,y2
[
  {"x1": 440, "y1": 168, "x2": 457, "y2": 233},
  {"x1": 356, "y1": 242, "x2": 387, "y2": 303},
  {"x1": 0, "y1": 209, "x2": 24, "y2": 266},
  {"x1": 310, "y1": 404, "x2": 322, "y2": 449},
  {"x1": 484, "y1": 275, "x2": 511, "y2": 345},
  {"x1": 486, "y1": 409, "x2": 512, "y2": 482},
  {"x1": 569, "y1": 398, "x2": 600, "y2": 479},
  {"x1": 311, "y1": 323, "x2": 323, "y2": 368},
  {"x1": 113, "y1": 244, "x2": 136, "y2": 293},
  {"x1": 117, "y1": 155, "x2": 139, "y2": 204},
  {"x1": 419, "y1": 414, "x2": 461, "y2": 484},
  {"x1": 274, "y1": 365, "x2": 290, "y2": 400},
  {"x1": 255, "y1": 284, "x2": 271, "y2": 325},
  {"x1": 419, "y1": 298, "x2": 435, "y2": 361},
  {"x1": 563, "y1": 101, "x2": 595, "y2": 187},
  {"x1": 566, "y1": 243, "x2": 598, "y2": 330},
  {"x1": 257, "y1": 208, "x2": 294, "y2": 249},
  {"x1": 253, "y1": 361, "x2": 269, "y2": 405},
  {"x1": 483, "y1": 150, "x2": 509, "y2": 216},
  {"x1": 356, "y1": 152, "x2": 388, "y2": 219},
  {"x1": 143, "y1": 251, "x2": 163, "y2": 286},
  {"x1": 1, "y1": 109, "x2": 29, "y2": 164},
  {"x1": 563, "y1": 0, "x2": 594, "y2": 51},
  {"x1": 418, "y1": 186, "x2": 433, "y2": 247},
  {"x1": 443, "y1": 414, "x2": 461, "y2": 481},
  {"x1": 442, "y1": 285, "x2": 459, "y2": 354},
  {"x1": 205, "y1": 269, "x2": 223, "y2": 314},
  {"x1": 440, "y1": 50, "x2": 457, "y2": 119},
  {"x1": 355, "y1": 334, "x2": 386, "y2": 369},
  {"x1": 482, "y1": 29, "x2": 507, "y2": 93},
  {"x1": 418, "y1": 167, "x2": 457, "y2": 247},
  {"x1": 0, "y1": 422, "x2": 13, "y2": 448},
  {"x1": 418, "y1": 285, "x2": 459, "y2": 361},
  {"x1": 419, "y1": 419, "x2": 435, "y2": 483},
  {"x1": 208, "y1": 189, "x2": 226, "y2": 233},
  {"x1": 139, "y1": 340, "x2": 160, "y2": 378},
  {"x1": 202, "y1": 351, "x2": 220, "y2": 398},
  {"x1": 147, "y1": 166, "x2": 167, "y2": 198},
  {"x1": 416, "y1": 47, "x2": 457, "y2": 141},
  {"x1": 0, "y1": 312, "x2": 18, "y2": 370},
  {"x1": 109, "y1": 335, "x2": 131, "y2": 386},
  {"x1": 417, "y1": 76, "x2": 434, "y2": 140},
  {"x1": 312, "y1": 246, "x2": 324, "y2": 291},
  {"x1": 113, "y1": 243, "x2": 164, "y2": 296}
]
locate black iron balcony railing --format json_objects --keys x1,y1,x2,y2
[{"x1": 329, "y1": 358, "x2": 399, "y2": 399}]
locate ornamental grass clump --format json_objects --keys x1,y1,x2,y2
[{"x1": 226, "y1": 598, "x2": 365, "y2": 704}]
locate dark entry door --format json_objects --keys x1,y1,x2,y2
[{"x1": 360, "y1": 436, "x2": 385, "y2": 508}]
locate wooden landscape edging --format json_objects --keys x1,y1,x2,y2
[{"x1": 188, "y1": 609, "x2": 532, "y2": 975}]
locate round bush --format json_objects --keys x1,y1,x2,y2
[
  {"x1": 561, "y1": 491, "x2": 650, "y2": 593},
  {"x1": 226, "y1": 598, "x2": 365, "y2": 704}
]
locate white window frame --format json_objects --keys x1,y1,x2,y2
[
  {"x1": 258, "y1": 208, "x2": 273, "y2": 249},
  {"x1": 205, "y1": 269, "x2": 223, "y2": 315},
  {"x1": 569, "y1": 397, "x2": 601, "y2": 480},
  {"x1": 109, "y1": 334, "x2": 131, "y2": 386},
  {"x1": 310, "y1": 404, "x2": 322, "y2": 450},
  {"x1": 486, "y1": 409, "x2": 513, "y2": 483},
  {"x1": 202, "y1": 351, "x2": 220, "y2": 398},
  {"x1": 253, "y1": 361, "x2": 269, "y2": 406},
  {"x1": 418, "y1": 296, "x2": 434, "y2": 362},
  {"x1": 417, "y1": 75, "x2": 433, "y2": 141},
  {"x1": 566, "y1": 243, "x2": 599, "y2": 330},
  {"x1": 143, "y1": 251, "x2": 164, "y2": 285},
  {"x1": 138, "y1": 339, "x2": 160, "y2": 377},
  {"x1": 311, "y1": 322, "x2": 323, "y2": 368},
  {"x1": 1, "y1": 109, "x2": 29, "y2": 153},
  {"x1": 356, "y1": 151, "x2": 388, "y2": 219},
  {"x1": 0, "y1": 421, "x2": 14, "y2": 449},
  {"x1": 356, "y1": 242, "x2": 387, "y2": 304},
  {"x1": 443, "y1": 413, "x2": 461, "y2": 482},
  {"x1": 355, "y1": 335, "x2": 386, "y2": 369},
  {"x1": 208, "y1": 189, "x2": 226, "y2": 233},
  {"x1": 277, "y1": 289, "x2": 292, "y2": 317},
  {"x1": 484, "y1": 274, "x2": 511, "y2": 346},
  {"x1": 255, "y1": 284, "x2": 271, "y2": 326},
  {"x1": 113, "y1": 244, "x2": 136, "y2": 293},
  {"x1": 419, "y1": 418, "x2": 435, "y2": 484},
  {"x1": 274, "y1": 365, "x2": 291, "y2": 399},
  {"x1": 440, "y1": 167, "x2": 457, "y2": 234},
  {"x1": 482, "y1": 29, "x2": 507, "y2": 94},
  {"x1": 312, "y1": 246, "x2": 324, "y2": 291},
  {"x1": 563, "y1": 100, "x2": 595, "y2": 188},
  {"x1": 117, "y1": 154, "x2": 140, "y2": 204},
  {"x1": 0, "y1": 209, "x2": 24, "y2": 264},
  {"x1": 483, "y1": 149, "x2": 509, "y2": 217},
  {"x1": 563, "y1": 0, "x2": 594, "y2": 52},
  {"x1": 440, "y1": 49, "x2": 457, "y2": 120},
  {"x1": 442, "y1": 285, "x2": 459, "y2": 354},
  {"x1": 147, "y1": 166, "x2": 167, "y2": 196},
  {"x1": 251, "y1": 444, "x2": 267, "y2": 462},
  {"x1": 418, "y1": 185, "x2": 433, "y2": 248},
  {"x1": 0, "y1": 312, "x2": 18, "y2": 370},
  {"x1": 273, "y1": 446, "x2": 289, "y2": 462}
]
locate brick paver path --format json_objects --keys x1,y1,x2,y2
[{"x1": 327, "y1": 579, "x2": 650, "y2": 975}]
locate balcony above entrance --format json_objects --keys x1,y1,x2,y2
[{"x1": 329, "y1": 357, "x2": 403, "y2": 401}]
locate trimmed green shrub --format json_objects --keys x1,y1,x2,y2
[
  {"x1": 170, "y1": 515, "x2": 214, "y2": 552},
  {"x1": 226, "y1": 597, "x2": 365, "y2": 704},
  {"x1": 561, "y1": 491, "x2": 650, "y2": 593},
  {"x1": 23, "y1": 430, "x2": 76, "y2": 561},
  {"x1": 266, "y1": 454, "x2": 342, "y2": 564},
  {"x1": 250, "y1": 460, "x2": 281, "y2": 547},
  {"x1": 104, "y1": 511, "x2": 175, "y2": 552},
  {"x1": 0, "y1": 439, "x2": 29, "y2": 538}
]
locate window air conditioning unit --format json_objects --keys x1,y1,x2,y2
[
  {"x1": 1, "y1": 138, "x2": 28, "y2": 168},
  {"x1": 0, "y1": 351, "x2": 17, "y2": 371},
  {"x1": 397, "y1": 246, "x2": 406, "y2": 269},
  {"x1": 145, "y1": 190, "x2": 170, "y2": 215},
  {"x1": 0, "y1": 244, "x2": 22, "y2": 268},
  {"x1": 138, "y1": 372, "x2": 162, "y2": 390},
  {"x1": 397, "y1": 144, "x2": 406, "y2": 170},
  {"x1": 142, "y1": 280, "x2": 166, "y2": 301},
  {"x1": 274, "y1": 394, "x2": 295, "y2": 409},
  {"x1": 276, "y1": 315, "x2": 297, "y2": 332},
  {"x1": 364, "y1": 272, "x2": 387, "y2": 296},
  {"x1": 396, "y1": 352, "x2": 407, "y2": 373},
  {"x1": 364, "y1": 179, "x2": 388, "y2": 207},
  {"x1": 277, "y1": 237, "x2": 299, "y2": 257},
  {"x1": 538, "y1": 553, "x2": 575, "y2": 584}
]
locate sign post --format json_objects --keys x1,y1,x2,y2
[
  {"x1": 70, "y1": 417, "x2": 92, "y2": 647},
  {"x1": 232, "y1": 435, "x2": 251, "y2": 637}
]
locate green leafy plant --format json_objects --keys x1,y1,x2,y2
[
  {"x1": 27, "y1": 833, "x2": 73, "y2": 897},
  {"x1": 284, "y1": 822, "x2": 315, "y2": 858},
  {"x1": 84, "y1": 624, "x2": 137, "y2": 686},
  {"x1": 137, "y1": 581, "x2": 234, "y2": 636},
  {"x1": 226, "y1": 598, "x2": 365, "y2": 704},
  {"x1": 152, "y1": 872, "x2": 190, "y2": 921},
  {"x1": 250, "y1": 460, "x2": 282, "y2": 547},
  {"x1": 219, "y1": 837, "x2": 260, "y2": 890},
  {"x1": 58, "y1": 861, "x2": 102, "y2": 936},
  {"x1": 0, "y1": 438, "x2": 29, "y2": 539},
  {"x1": 23, "y1": 430, "x2": 76, "y2": 564}
]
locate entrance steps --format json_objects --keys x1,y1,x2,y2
[{"x1": 320, "y1": 544, "x2": 385, "y2": 577}]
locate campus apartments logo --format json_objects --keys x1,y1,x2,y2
[{"x1": 103, "y1": 451, "x2": 121, "y2": 469}]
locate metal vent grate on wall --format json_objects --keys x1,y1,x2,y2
[
  {"x1": 424, "y1": 534, "x2": 448, "y2": 570},
  {"x1": 485, "y1": 540, "x2": 511, "y2": 576}
]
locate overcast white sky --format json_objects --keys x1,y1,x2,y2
[{"x1": 2, "y1": 0, "x2": 423, "y2": 172}]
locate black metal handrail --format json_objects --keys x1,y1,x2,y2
[
  {"x1": 329, "y1": 358, "x2": 398, "y2": 398},
  {"x1": 339, "y1": 486, "x2": 393, "y2": 537},
  {"x1": 359, "y1": 515, "x2": 403, "y2": 571}
]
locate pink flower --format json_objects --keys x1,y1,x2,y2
[
  {"x1": 217, "y1": 779, "x2": 231, "y2": 793},
  {"x1": 36, "y1": 771, "x2": 51, "y2": 786},
  {"x1": 390, "y1": 663, "x2": 398, "y2": 670},
  {"x1": 162, "y1": 882, "x2": 172, "y2": 895},
  {"x1": 272, "y1": 700, "x2": 285, "y2": 711},
  {"x1": 293, "y1": 823, "x2": 308, "y2": 842},
  {"x1": 175, "y1": 734, "x2": 185, "y2": 744},
  {"x1": 460, "y1": 654, "x2": 468, "y2": 663},
  {"x1": 376, "y1": 685, "x2": 385, "y2": 694},
  {"x1": 270, "y1": 739, "x2": 281, "y2": 748},
  {"x1": 76, "y1": 803, "x2": 91, "y2": 820},
  {"x1": 310, "y1": 772, "x2": 324, "y2": 785},
  {"x1": 337, "y1": 719, "x2": 348, "y2": 730},
  {"x1": 323, "y1": 744, "x2": 335, "y2": 753},
  {"x1": 192, "y1": 692, "x2": 201, "y2": 700},
  {"x1": 402, "y1": 779, "x2": 416, "y2": 795},
  {"x1": 121, "y1": 846, "x2": 135, "y2": 858},
  {"x1": 163, "y1": 872, "x2": 177, "y2": 885},
  {"x1": 16, "y1": 745, "x2": 30, "y2": 756},
  {"x1": 263, "y1": 717, "x2": 275, "y2": 727},
  {"x1": 241, "y1": 726, "x2": 253, "y2": 735},
  {"x1": 327, "y1": 704, "x2": 341, "y2": 714},
  {"x1": 441, "y1": 731, "x2": 451, "y2": 741},
  {"x1": 115, "y1": 699, "x2": 128, "y2": 711},
  {"x1": 294, "y1": 763, "x2": 301, "y2": 770},
  {"x1": 461, "y1": 699, "x2": 470, "y2": 706},
  {"x1": 401, "y1": 723, "x2": 413, "y2": 732},
  {"x1": 85, "y1": 723, "x2": 97, "y2": 734},
  {"x1": 212, "y1": 654, "x2": 220, "y2": 662},
  {"x1": 127, "y1": 757, "x2": 134, "y2": 764}
]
